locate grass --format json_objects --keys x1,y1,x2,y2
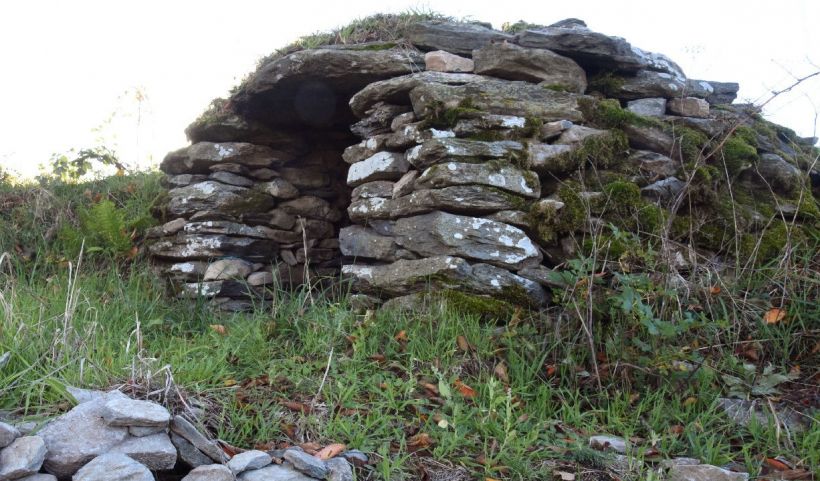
[{"x1": 1, "y1": 172, "x2": 818, "y2": 480}]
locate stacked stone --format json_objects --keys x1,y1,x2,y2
[{"x1": 148, "y1": 118, "x2": 349, "y2": 311}]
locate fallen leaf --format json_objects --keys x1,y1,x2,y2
[
  {"x1": 683, "y1": 397, "x2": 697, "y2": 407},
  {"x1": 369, "y1": 354, "x2": 386, "y2": 363},
  {"x1": 315, "y1": 443, "x2": 346, "y2": 460},
  {"x1": 456, "y1": 335, "x2": 471, "y2": 352},
  {"x1": 545, "y1": 364, "x2": 557, "y2": 377},
  {"x1": 494, "y1": 362, "x2": 509, "y2": 383},
  {"x1": 281, "y1": 401, "x2": 312, "y2": 414},
  {"x1": 669, "y1": 424, "x2": 684, "y2": 435},
  {"x1": 763, "y1": 307, "x2": 786, "y2": 324},
  {"x1": 407, "y1": 432, "x2": 433, "y2": 452},
  {"x1": 454, "y1": 379, "x2": 477, "y2": 398},
  {"x1": 764, "y1": 458, "x2": 790, "y2": 471},
  {"x1": 556, "y1": 471, "x2": 576, "y2": 481},
  {"x1": 126, "y1": 246, "x2": 139, "y2": 259},
  {"x1": 223, "y1": 379, "x2": 237, "y2": 387},
  {"x1": 394, "y1": 330, "x2": 407, "y2": 342},
  {"x1": 298, "y1": 442, "x2": 321, "y2": 455},
  {"x1": 421, "y1": 382, "x2": 439, "y2": 396},
  {"x1": 209, "y1": 324, "x2": 228, "y2": 335},
  {"x1": 708, "y1": 285, "x2": 721, "y2": 295}
]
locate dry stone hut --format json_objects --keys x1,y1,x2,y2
[{"x1": 148, "y1": 17, "x2": 820, "y2": 311}]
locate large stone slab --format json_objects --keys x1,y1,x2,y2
[
  {"x1": 161, "y1": 142, "x2": 288, "y2": 175},
  {"x1": 184, "y1": 221, "x2": 285, "y2": 240},
  {"x1": 73, "y1": 453, "x2": 153, "y2": 481},
  {"x1": 166, "y1": 181, "x2": 256, "y2": 218},
  {"x1": 515, "y1": 24, "x2": 649, "y2": 72},
  {"x1": 667, "y1": 463, "x2": 749, "y2": 481},
  {"x1": 170, "y1": 416, "x2": 226, "y2": 463},
  {"x1": 349, "y1": 71, "x2": 485, "y2": 118},
  {"x1": 705, "y1": 81, "x2": 740, "y2": 105},
  {"x1": 343, "y1": 256, "x2": 548, "y2": 305},
  {"x1": 148, "y1": 235, "x2": 277, "y2": 262},
  {"x1": 473, "y1": 42, "x2": 587, "y2": 93},
  {"x1": 409, "y1": 78, "x2": 587, "y2": 122},
  {"x1": 405, "y1": 138, "x2": 525, "y2": 169},
  {"x1": 405, "y1": 20, "x2": 512, "y2": 56},
  {"x1": 347, "y1": 152, "x2": 410, "y2": 187},
  {"x1": 238, "y1": 464, "x2": 315, "y2": 481},
  {"x1": 415, "y1": 161, "x2": 539, "y2": 198},
  {"x1": 390, "y1": 185, "x2": 529, "y2": 218},
  {"x1": 424, "y1": 50, "x2": 474, "y2": 73},
  {"x1": 614, "y1": 70, "x2": 686, "y2": 100},
  {"x1": 170, "y1": 432, "x2": 213, "y2": 469},
  {"x1": 392, "y1": 212, "x2": 542, "y2": 270},
  {"x1": 339, "y1": 225, "x2": 401, "y2": 261},
  {"x1": 227, "y1": 450, "x2": 272, "y2": 475},
  {"x1": 39, "y1": 393, "x2": 129, "y2": 478},
  {"x1": 232, "y1": 48, "x2": 424, "y2": 127}
]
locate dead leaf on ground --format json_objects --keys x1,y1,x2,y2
[
  {"x1": 454, "y1": 379, "x2": 477, "y2": 398},
  {"x1": 209, "y1": 324, "x2": 228, "y2": 335},
  {"x1": 420, "y1": 382, "x2": 439, "y2": 396},
  {"x1": 456, "y1": 335, "x2": 472, "y2": 352},
  {"x1": 281, "y1": 401, "x2": 312, "y2": 414},
  {"x1": 298, "y1": 442, "x2": 321, "y2": 455},
  {"x1": 494, "y1": 362, "x2": 509, "y2": 383},
  {"x1": 708, "y1": 285, "x2": 721, "y2": 295},
  {"x1": 763, "y1": 307, "x2": 786, "y2": 324},
  {"x1": 764, "y1": 458, "x2": 791, "y2": 471},
  {"x1": 394, "y1": 330, "x2": 408, "y2": 342},
  {"x1": 407, "y1": 432, "x2": 433, "y2": 452},
  {"x1": 315, "y1": 443, "x2": 346, "y2": 460}
]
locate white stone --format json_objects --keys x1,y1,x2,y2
[
  {"x1": 347, "y1": 152, "x2": 410, "y2": 187},
  {"x1": 203, "y1": 259, "x2": 254, "y2": 281}
]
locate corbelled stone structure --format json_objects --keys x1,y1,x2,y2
[{"x1": 149, "y1": 17, "x2": 819, "y2": 311}]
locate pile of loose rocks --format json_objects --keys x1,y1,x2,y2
[
  {"x1": 0, "y1": 389, "x2": 359, "y2": 481},
  {"x1": 150, "y1": 17, "x2": 818, "y2": 310}
]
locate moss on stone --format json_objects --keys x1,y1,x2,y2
[
  {"x1": 521, "y1": 116, "x2": 544, "y2": 139},
  {"x1": 669, "y1": 125, "x2": 710, "y2": 163},
  {"x1": 556, "y1": 184, "x2": 587, "y2": 234},
  {"x1": 580, "y1": 98, "x2": 659, "y2": 130},
  {"x1": 542, "y1": 83, "x2": 572, "y2": 93},
  {"x1": 440, "y1": 291, "x2": 516, "y2": 320},
  {"x1": 527, "y1": 200, "x2": 562, "y2": 244},
  {"x1": 427, "y1": 97, "x2": 484, "y2": 129},
  {"x1": 550, "y1": 130, "x2": 630, "y2": 172},
  {"x1": 718, "y1": 135, "x2": 758, "y2": 175}
]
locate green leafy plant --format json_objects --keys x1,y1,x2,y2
[
  {"x1": 722, "y1": 363, "x2": 799, "y2": 399},
  {"x1": 48, "y1": 146, "x2": 124, "y2": 181},
  {"x1": 60, "y1": 199, "x2": 133, "y2": 257}
]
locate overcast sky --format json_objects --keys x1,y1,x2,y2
[{"x1": 1, "y1": 0, "x2": 817, "y2": 178}]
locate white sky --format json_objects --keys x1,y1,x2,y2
[{"x1": 1, "y1": 0, "x2": 818, "y2": 179}]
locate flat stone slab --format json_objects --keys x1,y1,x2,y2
[
  {"x1": 102, "y1": 397, "x2": 171, "y2": 427},
  {"x1": 668, "y1": 464, "x2": 749, "y2": 481},
  {"x1": 392, "y1": 211, "x2": 541, "y2": 270},
  {"x1": 406, "y1": 20, "x2": 511, "y2": 56},
  {"x1": 170, "y1": 416, "x2": 226, "y2": 463},
  {"x1": 108, "y1": 432, "x2": 177, "y2": 471},
  {"x1": 171, "y1": 432, "x2": 213, "y2": 468},
  {"x1": 473, "y1": 42, "x2": 587, "y2": 93},
  {"x1": 405, "y1": 138, "x2": 525, "y2": 170},
  {"x1": 347, "y1": 152, "x2": 410, "y2": 187},
  {"x1": 227, "y1": 449, "x2": 272, "y2": 474},
  {"x1": 162, "y1": 142, "x2": 287, "y2": 175},
  {"x1": 0, "y1": 436, "x2": 47, "y2": 480},
  {"x1": 415, "y1": 161, "x2": 540, "y2": 198},
  {"x1": 73, "y1": 453, "x2": 153, "y2": 481},
  {"x1": 283, "y1": 449, "x2": 328, "y2": 479}
]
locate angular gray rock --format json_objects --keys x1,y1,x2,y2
[
  {"x1": 343, "y1": 256, "x2": 548, "y2": 305},
  {"x1": 203, "y1": 259, "x2": 254, "y2": 281},
  {"x1": 350, "y1": 102, "x2": 410, "y2": 138},
  {"x1": 405, "y1": 21, "x2": 512, "y2": 56},
  {"x1": 424, "y1": 50, "x2": 474, "y2": 73},
  {"x1": 171, "y1": 432, "x2": 213, "y2": 469},
  {"x1": 72, "y1": 453, "x2": 153, "y2": 481},
  {"x1": 628, "y1": 150, "x2": 679, "y2": 181},
  {"x1": 392, "y1": 212, "x2": 542, "y2": 270},
  {"x1": 390, "y1": 185, "x2": 529, "y2": 218},
  {"x1": 39, "y1": 393, "x2": 129, "y2": 478},
  {"x1": 473, "y1": 42, "x2": 587, "y2": 93},
  {"x1": 210, "y1": 171, "x2": 255, "y2": 187},
  {"x1": 283, "y1": 449, "x2": 328, "y2": 479},
  {"x1": 515, "y1": 25, "x2": 648, "y2": 72},
  {"x1": 641, "y1": 177, "x2": 685, "y2": 204},
  {"x1": 527, "y1": 143, "x2": 576, "y2": 174},
  {"x1": 717, "y1": 398, "x2": 807, "y2": 433},
  {"x1": 405, "y1": 138, "x2": 525, "y2": 169},
  {"x1": 667, "y1": 464, "x2": 749, "y2": 481},
  {"x1": 347, "y1": 152, "x2": 410, "y2": 187},
  {"x1": 0, "y1": 436, "x2": 47, "y2": 480},
  {"x1": 169, "y1": 416, "x2": 226, "y2": 463},
  {"x1": 667, "y1": 97, "x2": 710, "y2": 118},
  {"x1": 415, "y1": 161, "x2": 540, "y2": 198},
  {"x1": 161, "y1": 142, "x2": 285, "y2": 175},
  {"x1": 615, "y1": 70, "x2": 686, "y2": 100},
  {"x1": 15, "y1": 475, "x2": 57, "y2": 481},
  {"x1": 102, "y1": 397, "x2": 171, "y2": 427},
  {"x1": 183, "y1": 464, "x2": 236, "y2": 481},
  {"x1": 149, "y1": 235, "x2": 277, "y2": 262},
  {"x1": 129, "y1": 426, "x2": 167, "y2": 437},
  {"x1": 627, "y1": 98, "x2": 667, "y2": 117},
  {"x1": 326, "y1": 457, "x2": 354, "y2": 481},
  {"x1": 486, "y1": 210, "x2": 529, "y2": 230},
  {"x1": 352, "y1": 181, "x2": 394, "y2": 200},
  {"x1": 108, "y1": 433, "x2": 177, "y2": 471},
  {"x1": 227, "y1": 450, "x2": 272, "y2": 474},
  {"x1": 279, "y1": 196, "x2": 341, "y2": 222},
  {"x1": 555, "y1": 125, "x2": 608, "y2": 144},
  {"x1": 166, "y1": 182, "x2": 275, "y2": 218},
  {"x1": 261, "y1": 178, "x2": 299, "y2": 200},
  {"x1": 392, "y1": 171, "x2": 419, "y2": 198},
  {"x1": 246, "y1": 271, "x2": 274, "y2": 287},
  {"x1": 622, "y1": 124, "x2": 676, "y2": 156},
  {"x1": 409, "y1": 78, "x2": 588, "y2": 122},
  {"x1": 0, "y1": 422, "x2": 20, "y2": 449},
  {"x1": 340, "y1": 225, "x2": 400, "y2": 261},
  {"x1": 539, "y1": 119, "x2": 574, "y2": 140},
  {"x1": 705, "y1": 82, "x2": 740, "y2": 105},
  {"x1": 237, "y1": 464, "x2": 315, "y2": 481},
  {"x1": 685, "y1": 79, "x2": 715, "y2": 99},
  {"x1": 751, "y1": 153, "x2": 803, "y2": 195}
]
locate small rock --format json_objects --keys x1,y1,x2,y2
[
  {"x1": 392, "y1": 170, "x2": 418, "y2": 199},
  {"x1": 238, "y1": 463, "x2": 315, "y2": 481},
  {"x1": 65, "y1": 386, "x2": 107, "y2": 405},
  {"x1": 555, "y1": 125, "x2": 608, "y2": 144},
  {"x1": 661, "y1": 457, "x2": 701, "y2": 468},
  {"x1": 589, "y1": 434, "x2": 627, "y2": 453},
  {"x1": 347, "y1": 152, "x2": 410, "y2": 187},
  {"x1": 108, "y1": 432, "x2": 177, "y2": 470},
  {"x1": 0, "y1": 436, "x2": 47, "y2": 480},
  {"x1": 539, "y1": 119, "x2": 574, "y2": 140},
  {"x1": 667, "y1": 463, "x2": 748, "y2": 481},
  {"x1": 340, "y1": 449, "x2": 369, "y2": 466},
  {"x1": 73, "y1": 453, "x2": 153, "y2": 481},
  {"x1": 667, "y1": 97, "x2": 710, "y2": 118},
  {"x1": 326, "y1": 457, "x2": 354, "y2": 481},
  {"x1": 424, "y1": 50, "x2": 474, "y2": 72},
  {"x1": 391, "y1": 112, "x2": 416, "y2": 131},
  {"x1": 627, "y1": 98, "x2": 667, "y2": 117},
  {"x1": 202, "y1": 259, "x2": 254, "y2": 282},
  {"x1": 641, "y1": 177, "x2": 685, "y2": 204},
  {"x1": 283, "y1": 448, "x2": 328, "y2": 479},
  {"x1": 103, "y1": 397, "x2": 171, "y2": 427},
  {"x1": 262, "y1": 178, "x2": 300, "y2": 200},
  {"x1": 171, "y1": 432, "x2": 213, "y2": 469},
  {"x1": 246, "y1": 271, "x2": 274, "y2": 287},
  {"x1": 183, "y1": 464, "x2": 235, "y2": 481},
  {"x1": 170, "y1": 416, "x2": 227, "y2": 463},
  {"x1": 227, "y1": 450, "x2": 272, "y2": 475},
  {"x1": 0, "y1": 421, "x2": 20, "y2": 449}
]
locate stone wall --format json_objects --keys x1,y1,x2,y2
[{"x1": 149, "y1": 18, "x2": 819, "y2": 311}]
